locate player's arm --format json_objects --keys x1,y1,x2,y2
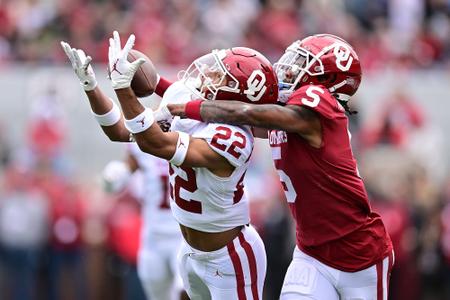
[
  {"x1": 84, "y1": 88, "x2": 131, "y2": 141},
  {"x1": 115, "y1": 88, "x2": 233, "y2": 175},
  {"x1": 168, "y1": 100, "x2": 321, "y2": 136},
  {"x1": 109, "y1": 32, "x2": 234, "y2": 176},
  {"x1": 60, "y1": 41, "x2": 131, "y2": 142}
]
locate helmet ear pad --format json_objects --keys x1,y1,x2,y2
[
  {"x1": 317, "y1": 73, "x2": 337, "y2": 85},
  {"x1": 299, "y1": 73, "x2": 337, "y2": 89}
]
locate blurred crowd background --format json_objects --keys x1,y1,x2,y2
[{"x1": 0, "y1": 0, "x2": 450, "y2": 299}]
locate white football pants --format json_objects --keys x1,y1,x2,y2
[
  {"x1": 280, "y1": 247, "x2": 395, "y2": 300},
  {"x1": 178, "y1": 224, "x2": 267, "y2": 300}
]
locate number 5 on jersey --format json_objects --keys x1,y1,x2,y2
[
  {"x1": 277, "y1": 169, "x2": 297, "y2": 203},
  {"x1": 301, "y1": 86, "x2": 324, "y2": 108}
]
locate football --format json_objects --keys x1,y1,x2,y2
[{"x1": 127, "y1": 49, "x2": 158, "y2": 97}]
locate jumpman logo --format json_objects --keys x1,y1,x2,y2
[
  {"x1": 110, "y1": 59, "x2": 123, "y2": 75},
  {"x1": 136, "y1": 116, "x2": 145, "y2": 127},
  {"x1": 214, "y1": 269, "x2": 223, "y2": 278},
  {"x1": 179, "y1": 140, "x2": 186, "y2": 148}
]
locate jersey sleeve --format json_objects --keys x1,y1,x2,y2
[
  {"x1": 286, "y1": 85, "x2": 344, "y2": 119},
  {"x1": 192, "y1": 124, "x2": 254, "y2": 168},
  {"x1": 154, "y1": 75, "x2": 173, "y2": 97},
  {"x1": 160, "y1": 80, "x2": 195, "y2": 107}
]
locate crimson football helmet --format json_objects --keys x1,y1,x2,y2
[
  {"x1": 274, "y1": 34, "x2": 362, "y2": 102},
  {"x1": 179, "y1": 47, "x2": 278, "y2": 104}
]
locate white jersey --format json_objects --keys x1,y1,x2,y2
[
  {"x1": 127, "y1": 143, "x2": 180, "y2": 239},
  {"x1": 163, "y1": 82, "x2": 254, "y2": 233}
]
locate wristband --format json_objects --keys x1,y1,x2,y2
[
  {"x1": 153, "y1": 105, "x2": 172, "y2": 122},
  {"x1": 185, "y1": 100, "x2": 204, "y2": 121},
  {"x1": 169, "y1": 131, "x2": 190, "y2": 166},
  {"x1": 124, "y1": 108, "x2": 155, "y2": 133},
  {"x1": 92, "y1": 99, "x2": 121, "y2": 126}
]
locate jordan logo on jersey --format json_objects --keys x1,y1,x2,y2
[{"x1": 268, "y1": 130, "x2": 288, "y2": 146}]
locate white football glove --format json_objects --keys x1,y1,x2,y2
[
  {"x1": 102, "y1": 160, "x2": 132, "y2": 194},
  {"x1": 153, "y1": 106, "x2": 173, "y2": 132},
  {"x1": 153, "y1": 105, "x2": 172, "y2": 123},
  {"x1": 60, "y1": 41, "x2": 97, "y2": 91},
  {"x1": 108, "y1": 31, "x2": 146, "y2": 90}
]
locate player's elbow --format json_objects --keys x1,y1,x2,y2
[
  {"x1": 107, "y1": 134, "x2": 123, "y2": 142},
  {"x1": 135, "y1": 137, "x2": 172, "y2": 160},
  {"x1": 101, "y1": 126, "x2": 130, "y2": 143}
]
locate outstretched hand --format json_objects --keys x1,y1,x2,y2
[
  {"x1": 60, "y1": 41, "x2": 97, "y2": 91},
  {"x1": 108, "y1": 31, "x2": 146, "y2": 90}
]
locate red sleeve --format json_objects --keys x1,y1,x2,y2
[
  {"x1": 155, "y1": 75, "x2": 173, "y2": 97},
  {"x1": 286, "y1": 85, "x2": 343, "y2": 119}
]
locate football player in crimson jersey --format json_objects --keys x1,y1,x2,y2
[
  {"x1": 61, "y1": 31, "x2": 279, "y2": 299},
  {"x1": 167, "y1": 34, "x2": 394, "y2": 300}
]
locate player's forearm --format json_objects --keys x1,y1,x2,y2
[
  {"x1": 114, "y1": 87, "x2": 178, "y2": 159},
  {"x1": 133, "y1": 127, "x2": 178, "y2": 161},
  {"x1": 200, "y1": 101, "x2": 275, "y2": 128},
  {"x1": 85, "y1": 87, "x2": 114, "y2": 114},
  {"x1": 169, "y1": 100, "x2": 271, "y2": 128},
  {"x1": 85, "y1": 87, "x2": 130, "y2": 142},
  {"x1": 114, "y1": 87, "x2": 146, "y2": 119}
]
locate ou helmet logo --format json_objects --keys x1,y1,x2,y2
[
  {"x1": 244, "y1": 70, "x2": 267, "y2": 102},
  {"x1": 333, "y1": 43, "x2": 354, "y2": 72}
]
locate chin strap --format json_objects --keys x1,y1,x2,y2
[
  {"x1": 328, "y1": 79, "x2": 347, "y2": 93},
  {"x1": 329, "y1": 80, "x2": 357, "y2": 115},
  {"x1": 334, "y1": 93, "x2": 351, "y2": 102}
]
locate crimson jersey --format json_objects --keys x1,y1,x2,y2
[{"x1": 268, "y1": 85, "x2": 392, "y2": 272}]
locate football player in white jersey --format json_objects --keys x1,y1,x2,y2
[
  {"x1": 102, "y1": 143, "x2": 187, "y2": 300},
  {"x1": 61, "y1": 31, "x2": 278, "y2": 299}
]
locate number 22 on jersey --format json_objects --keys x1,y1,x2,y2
[{"x1": 168, "y1": 126, "x2": 248, "y2": 214}]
